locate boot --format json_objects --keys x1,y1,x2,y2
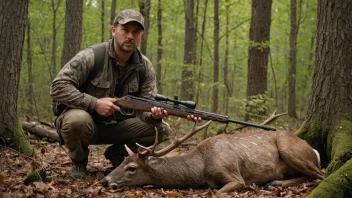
[{"x1": 69, "y1": 159, "x2": 87, "y2": 179}]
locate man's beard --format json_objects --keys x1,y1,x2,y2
[{"x1": 117, "y1": 40, "x2": 135, "y2": 53}]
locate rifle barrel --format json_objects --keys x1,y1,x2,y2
[{"x1": 228, "y1": 119, "x2": 276, "y2": 131}]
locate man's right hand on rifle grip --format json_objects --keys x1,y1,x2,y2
[{"x1": 95, "y1": 97, "x2": 121, "y2": 116}]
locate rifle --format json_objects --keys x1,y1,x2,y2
[{"x1": 114, "y1": 94, "x2": 276, "y2": 131}]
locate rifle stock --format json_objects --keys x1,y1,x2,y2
[{"x1": 114, "y1": 95, "x2": 276, "y2": 131}]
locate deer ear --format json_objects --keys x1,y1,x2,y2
[{"x1": 147, "y1": 157, "x2": 165, "y2": 169}]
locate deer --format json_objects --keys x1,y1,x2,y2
[{"x1": 100, "y1": 120, "x2": 324, "y2": 195}]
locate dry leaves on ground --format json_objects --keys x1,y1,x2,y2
[{"x1": 0, "y1": 136, "x2": 320, "y2": 198}]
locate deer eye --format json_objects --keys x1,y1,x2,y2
[{"x1": 126, "y1": 166, "x2": 137, "y2": 173}]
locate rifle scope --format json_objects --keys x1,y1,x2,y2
[{"x1": 155, "y1": 94, "x2": 197, "y2": 109}]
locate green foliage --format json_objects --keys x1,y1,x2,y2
[
  {"x1": 269, "y1": 0, "x2": 317, "y2": 116},
  {"x1": 249, "y1": 41, "x2": 270, "y2": 51},
  {"x1": 307, "y1": 159, "x2": 352, "y2": 198},
  {"x1": 0, "y1": 121, "x2": 34, "y2": 156},
  {"x1": 296, "y1": 119, "x2": 330, "y2": 166},
  {"x1": 298, "y1": 115, "x2": 352, "y2": 170},
  {"x1": 245, "y1": 94, "x2": 274, "y2": 119},
  {"x1": 24, "y1": 169, "x2": 46, "y2": 185},
  {"x1": 18, "y1": 0, "x2": 318, "y2": 128},
  {"x1": 326, "y1": 119, "x2": 352, "y2": 176}
]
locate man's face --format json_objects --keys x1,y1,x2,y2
[{"x1": 112, "y1": 22, "x2": 143, "y2": 53}]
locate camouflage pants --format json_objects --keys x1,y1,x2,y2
[{"x1": 54, "y1": 109, "x2": 169, "y2": 164}]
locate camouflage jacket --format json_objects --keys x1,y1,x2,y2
[{"x1": 50, "y1": 39, "x2": 158, "y2": 123}]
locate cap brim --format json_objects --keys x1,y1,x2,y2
[{"x1": 118, "y1": 19, "x2": 145, "y2": 30}]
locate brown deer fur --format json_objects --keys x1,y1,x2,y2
[{"x1": 101, "y1": 125, "x2": 323, "y2": 194}]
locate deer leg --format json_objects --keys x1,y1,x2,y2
[
  {"x1": 265, "y1": 177, "x2": 307, "y2": 188},
  {"x1": 215, "y1": 173, "x2": 246, "y2": 195},
  {"x1": 217, "y1": 181, "x2": 246, "y2": 195}
]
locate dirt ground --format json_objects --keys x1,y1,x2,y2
[{"x1": 0, "y1": 135, "x2": 320, "y2": 198}]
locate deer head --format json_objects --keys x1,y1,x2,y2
[{"x1": 100, "y1": 120, "x2": 212, "y2": 189}]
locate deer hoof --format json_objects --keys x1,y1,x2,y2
[{"x1": 264, "y1": 181, "x2": 278, "y2": 189}]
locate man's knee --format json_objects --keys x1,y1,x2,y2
[{"x1": 61, "y1": 109, "x2": 94, "y2": 139}]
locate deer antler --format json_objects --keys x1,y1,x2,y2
[
  {"x1": 124, "y1": 144, "x2": 135, "y2": 156},
  {"x1": 145, "y1": 120, "x2": 212, "y2": 157},
  {"x1": 134, "y1": 127, "x2": 159, "y2": 155},
  {"x1": 260, "y1": 110, "x2": 287, "y2": 125}
]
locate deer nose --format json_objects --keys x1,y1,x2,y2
[
  {"x1": 110, "y1": 183, "x2": 118, "y2": 189},
  {"x1": 101, "y1": 178, "x2": 109, "y2": 187}
]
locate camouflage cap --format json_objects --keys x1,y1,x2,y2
[{"x1": 113, "y1": 9, "x2": 145, "y2": 30}]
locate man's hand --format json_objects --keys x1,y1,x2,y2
[
  {"x1": 186, "y1": 114, "x2": 202, "y2": 122},
  {"x1": 95, "y1": 97, "x2": 121, "y2": 116},
  {"x1": 151, "y1": 107, "x2": 202, "y2": 122},
  {"x1": 151, "y1": 107, "x2": 168, "y2": 119}
]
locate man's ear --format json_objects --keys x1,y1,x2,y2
[{"x1": 111, "y1": 26, "x2": 116, "y2": 36}]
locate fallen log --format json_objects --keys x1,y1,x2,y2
[{"x1": 21, "y1": 121, "x2": 59, "y2": 142}]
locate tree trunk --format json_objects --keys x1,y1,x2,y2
[
  {"x1": 223, "y1": 0, "x2": 231, "y2": 114},
  {"x1": 181, "y1": 0, "x2": 195, "y2": 101},
  {"x1": 61, "y1": 0, "x2": 83, "y2": 67},
  {"x1": 26, "y1": 17, "x2": 34, "y2": 116},
  {"x1": 156, "y1": 0, "x2": 163, "y2": 94},
  {"x1": 193, "y1": 0, "x2": 199, "y2": 66},
  {"x1": 51, "y1": 0, "x2": 62, "y2": 79},
  {"x1": 139, "y1": 0, "x2": 151, "y2": 55},
  {"x1": 101, "y1": 0, "x2": 105, "y2": 42},
  {"x1": 288, "y1": 0, "x2": 298, "y2": 118},
  {"x1": 0, "y1": 0, "x2": 33, "y2": 156},
  {"x1": 198, "y1": 0, "x2": 208, "y2": 140},
  {"x1": 300, "y1": 1, "x2": 316, "y2": 116},
  {"x1": 212, "y1": 0, "x2": 219, "y2": 113},
  {"x1": 195, "y1": 0, "x2": 208, "y2": 104},
  {"x1": 110, "y1": 0, "x2": 116, "y2": 25},
  {"x1": 246, "y1": 0, "x2": 272, "y2": 120},
  {"x1": 110, "y1": 0, "x2": 117, "y2": 39},
  {"x1": 296, "y1": 0, "x2": 352, "y2": 196}
]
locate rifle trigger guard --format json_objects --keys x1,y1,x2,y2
[{"x1": 120, "y1": 108, "x2": 135, "y2": 116}]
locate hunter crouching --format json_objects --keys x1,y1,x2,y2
[{"x1": 50, "y1": 9, "x2": 200, "y2": 179}]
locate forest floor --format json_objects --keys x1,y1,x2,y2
[{"x1": 0, "y1": 132, "x2": 321, "y2": 198}]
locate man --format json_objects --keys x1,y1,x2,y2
[{"x1": 51, "y1": 9, "x2": 200, "y2": 179}]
